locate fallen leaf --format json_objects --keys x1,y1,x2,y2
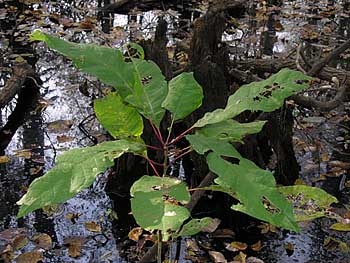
[
  {"x1": 57, "y1": 135, "x2": 74, "y2": 143},
  {"x1": 14, "y1": 149, "x2": 32, "y2": 159},
  {"x1": 32, "y1": 233, "x2": 52, "y2": 250},
  {"x1": 208, "y1": 251, "x2": 227, "y2": 263},
  {"x1": 231, "y1": 241, "x2": 248, "y2": 251},
  {"x1": 128, "y1": 227, "x2": 143, "y2": 241},
  {"x1": 13, "y1": 234, "x2": 28, "y2": 250},
  {"x1": 47, "y1": 120, "x2": 73, "y2": 133},
  {"x1": 84, "y1": 221, "x2": 101, "y2": 232},
  {"x1": 0, "y1": 156, "x2": 10, "y2": 164},
  {"x1": 64, "y1": 237, "x2": 85, "y2": 258},
  {"x1": 284, "y1": 242, "x2": 294, "y2": 256},
  {"x1": 1, "y1": 244, "x2": 14, "y2": 262},
  {"x1": 328, "y1": 161, "x2": 350, "y2": 170},
  {"x1": 15, "y1": 251, "x2": 43, "y2": 263},
  {"x1": 251, "y1": 240, "x2": 262, "y2": 252}
]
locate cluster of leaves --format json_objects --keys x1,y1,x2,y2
[{"x1": 17, "y1": 30, "x2": 337, "y2": 241}]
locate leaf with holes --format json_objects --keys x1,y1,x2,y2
[
  {"x1": 130, "y1": 175, "x2": 190, "y2": 241},
  {"x1": 17, "y1": 140, "x2": 146, "y2": 218},
  {"x1": 207, "y1": 153, "x2": 299, "y2": 232},
  {"x1": 94, "y1": 92, "x2": 143, "y2": 139},
  {"x1": 162, "y1": 72, "x2": 203, "y2": 120},
  {"x1": 30, "y1": 30, "x2": 135, "y2": 98},
  {"x1": 279, "y1": 185, "x2": 338, "y2": 221},
  {"x1": 194, "y1": 69, "x2": 312, "y2": 128}
]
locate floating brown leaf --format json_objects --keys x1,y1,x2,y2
[
  {"x1": 128, "y1": 227, "x2": 143, "y2": 241},
  {"x1": 15, "y1": 251, "x2": 43, "y2": 263},
  {"x1": 251, "y1": 240, "x2": 262, "y2": 252},
  {"x1": 32, "y1": 233, "x2": 52, "y2": 250},
  {"x1": 1, "y1": 244, "x2": 14, "y2": 263},
  {"x1": 13, "y1": 234, "x2": 28, "y2": 250},
  {"x1": 208, "y1": 251, "x2": 227, "y2": 263},
  {"x1": 0, "y1": 156, "x2": 10, "y2": 164},
  {"x1": 64, "y1": 237, "x2": 85, "y2": 258},
  {"x1": 57, "y1": 135, "x2": 74, "y2": 143},
  {"x1": 47, "y1": 120, "x2": 73, "y2": 133},
  {"x1": 84, "y1": 221, "x2": 101, "y2": 232}
]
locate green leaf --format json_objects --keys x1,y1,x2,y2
[
  {"x1": 94, "y1": 92, "x2": 144, "y2": 139},
  {"x1": 279, "y1": 185, "x2": 338, "y2": 221},
  {"x1": 125, "y1": 59, "x2": 168, "y2": 127},
  {"x1": 194, "y1": 69, "x2": 312, "y2": 128},
  {"x1": 196, "y1": 120, "x2": 266, "y2": 143},
  {"x1": 162, "y1": 72, "x2": 203, "y2": 120},
  {"x1": 125, "y1": 42, "x2": 145, "y2": 59},
  {"x1": 186, "y1": 134, "x2": 240, "y2": 157},
  {"x1": 17, "y1": 140, "x2": 146, "y2": 218},
  {"x1": 207, "y1": 153, "x2": 299, "y2": 232},
  {"x1": 177, "y1": 217, "x2": 220, "y2": 237},
  {"x1": 130, "y1": 175, "x2": 191, "y2": 240},
  {"x1": 30, "y1": 30, "x2": 136, "y2": 99}
]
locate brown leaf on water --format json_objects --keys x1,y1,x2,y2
[
  {"x1": 208, "y1": 251, "x2": 227, "y2": 263},
  {"x1": 251, "y1": 240, "x2": 262, "y2": 252},
  {"x1": 64, "y1": 237, "x2": 85, "y2": 258},
  {"x1": 0, "y1": 156, "x2": 10, "y2": 164},
  {"x1": 0, "y1": 228, "x2": 26, "y2": 242},
  {"x1": 14, "y1": 149, "x2": 32, "y2": 159},
  {"x1": 29, "y1": 166, "x2": 43, "y2": 175},
  {"x1": 57, "y1": 135, "x2": 74, "y2": 143},
  {"x1": 47, "y1": 120, "x2": 73, "y2": 133},
  {"x1": 230, "y1": 241, "x2": 248, "y2": 251},
  {"x1": 128, "y1": 227, "x2": 143, "y2": 241},
  {"x1": 32, "y1": 233, "x2": 52, "y2": 250},
  {"x1": 328, "y1": 161, "x2": 350, "y2": 170},
  {"x1": 233, "y1": 251, "x2": 247, "y2": 263},
  {"x1": 15, "y1": 251, "x2": 43, "y2": 263},
  {"x1": 84, "y1": 221, "x2": 101, "y2": 232},
  {"x1": 284, "y1": 242, "x2": 294, "y2": 256},
  {"x1": 1, "y1": 244, "x2": 14, "y2": 263},
  {"x1": 12, "y1": 234, "x2": 28, "y2": 250}
]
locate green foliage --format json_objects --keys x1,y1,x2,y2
[
  {"x1": 207, "y1": 153, "x2": 299, "y2": 232},
  {"x1": 162, "y1": 72, "x2": 203, "y2": 120},
  {"x1": 279, "y1": 185, "x2": 338, "y2": 221},
  {"x1": 194, "y1": 68, "x2": 312, "y2": 128},
  {"x1": 20, "y1": 31, "x2": 338, "y2": 243},
  {"x1": 17, "y1": 140, "x2": 146, "y2": 218},
  {"x1": 177, "y1": 217, "x2": 220, "y2": 237},
  {"x1": 130, "y1": 176, "x2": 190, "y2": 241},
  {"x1": 94, "y1": 92, "x2": 144, "y2": 139}
]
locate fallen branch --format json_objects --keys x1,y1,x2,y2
[{"x1": 0, "y1": 61, "x2": 34, "y2": 108}]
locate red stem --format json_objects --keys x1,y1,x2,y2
[
  {"x1": 149, "y1": 120, "x2": 164, "y2": 146},
  {"x1": 145, "y1": 157, "x2": 160, "y2": 177},
  {"x1": 146, "y1": 144, "x2": 162, "y2": 151},
  {"x1": 169, "y1": 126, "x2": 193, "y2": 145}
]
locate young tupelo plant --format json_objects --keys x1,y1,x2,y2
[{"x1": 17, "y1": 30, "x2": 338, "y2": 245}]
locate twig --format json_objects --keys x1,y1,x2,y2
[{"x1": 308, "y1": 38, "x2": 350, "y2": 76}]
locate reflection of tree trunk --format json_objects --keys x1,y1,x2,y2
[{"x1": 98, "y1": 0, "x2": 113, "y2": 33}]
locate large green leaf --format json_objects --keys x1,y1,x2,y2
[
  {"x1": 125, "y1": 59, "x2": 167, "y2": 127},
  {"x1": 207, "y1": 153, "x2": 299, "y2": 232},
  {"x1": 130, "y1": 175, "x2": 191, "y2": 240},
  {"x1": 30, "y1": 30, "x2": 135, "y2": 98},
  {"x1": 162, "y1": 72, "x2": 203, "y2": 120},
  {"x1": 94, "y1": 92, "x2": 144, "y2": 139},
  {"x1": 194, "y1": 69, "x2": 312, "y2": 128},
  {"x1": 279, "y1": 185, "x2": 338, "y2": 221},
  {"x1": 196, "y1": 120, "x2": 266, "y2": 143},
  {"x1": 186, "y1": 134, "x2": 240, "y2": 157},
  {"x1": 17, "y1": 140, "x2": 146, "y2": 218},
  {"x1": 31, "y1": 31, "x2": 167, "y2": 127}
]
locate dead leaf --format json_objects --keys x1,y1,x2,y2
[
  {"x1": 32, "y1": 233, "x2": 52, "y2": 250},
  {"x1": 208, "y1": 251, "x2": 227, "y2": 263},
  {"x1": 284, "y1": 242, "x2": 294, "y2": 256},
  {"x1": 0, "y1": 156, "x2": 10, "y2": 164},
  {"x1": 57, "y1": 135, "x2": 74, "y2": 143},
  {"x1": 0, "y1": 228, "x2": 26, "y2": 242},
  {"x1": 251, "y1": 240, "x2": 262, "y2": 252},
  {"x1": 84, "y1": 221, "x2": 101, "y2": 232},
  {"x1": 246, "y1": 257, "x2": 264, "y2": 263},
  {"x1": 13, "y1": 234, "x2": 28, "y2": 250},
  {"x1": 47, "y1": 120, "x2": 73, "y2": 133},
  {"x1": 328, "y1": 161, "x2": 350, "y2": 170},
  {"x1": 14, "y1": 149, "x2": 32, "y2": 159},
  {"x1": 233, "y1": 251, "x2": 247, "y2": 263},
  {"x1": 64, "y1": 237, "x2": 85, "y2": 258},
  {"x1": 128, "y1": 227, "x2": 143, "y2": 241},
  {"x1": 15, "y1": 251, "x2": 43, "y2": 263},
  {"x1": 230, "y1": 241, "x2": 248, "y2": 251},
  {"x1": 1, "y1": 244, "x2": 14, "y2": 263}
]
